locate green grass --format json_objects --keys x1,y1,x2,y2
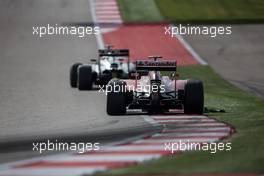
[
  {"x1": 117, "y1": 0, "x2": 264, "y2": 23},
  {"x1": 156, "y1": 0, "x2": 264, "y2": 24},
  {"x1": 107, "y1": 65, "x2": 264, "y2": 174},
  {"x1": 117, "y1": 0, "x2": 164, "y2": 23}
]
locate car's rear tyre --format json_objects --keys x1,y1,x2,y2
[
  {"x1": 184, "y1": 80, "x2": 204, "y2": 114},
  {"x1": 107, "y1": 81, "x2": 127, "y2": 115},
  {"x1": 78, "y1": 65, "x2": 93, "y2": 90},
  {"x1": 70, "y1": 63, "x2": 82, "y2": 88}
]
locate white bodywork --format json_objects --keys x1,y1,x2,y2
[{"x1": 91, "y1": 56, "x2": 135, "y2": 74}]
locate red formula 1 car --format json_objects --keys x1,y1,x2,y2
[{"x1": 106, "y1": 56, "x2": 204, "y2": 115}]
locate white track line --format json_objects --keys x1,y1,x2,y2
[
  {"x1": 135, "y1": 138, "x2": 220, "y2": 143},
  {"x1": 45, "y1": 155, "x2": 161, "y2": 162},
  {"x1": 164, "y1": 127, "x2": 231, "y2": 132},
  {"x1": 89, "y1": 0, "x2": 104, "y2": 49},
  {"x1": 153, "y1": 119, "x2": 217, "y2": 123},
  {"x1": 96, "y1": 14, "x2": 121, "y2": 17},
  {"x1": 152, "y1": 115, "x2": 207, "y2": 119},
  {"x1": 96, "y1": 11, "x2": 120, "y2": 15},
  {"x1": 175, "y1": 33, "x2": 208, "y2": 65},
  {"x1": 102, "y1": 145, "x2": 165, "y2": 151},
  {"x1": 163, "y1": 122, "x2": 226, "y2": 126},
  {"x1": 95, "y1": 2, "x2": 117, "y2": 6},
  {"x1": 154, "y1": 132, "x2": 230, "y2": 137}
]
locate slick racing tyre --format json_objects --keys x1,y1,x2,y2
[
  {"x1": 107, "y1": 80, "x2": 127, "y2": 115},
  {"x1": 77, "y1": 65, "x2": 93, "y2": 90},
  {"x1": 70, "y1": 63, "x2": 82, "y2": 88},
  {"x1": 184, "y1": 80, "x2": 204, "y2": 114}
]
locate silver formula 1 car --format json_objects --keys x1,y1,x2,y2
[
  {"x1": 106, "y1": 56, "x2": 204, "y2": 115},
  {"x1": 70, "y1": 46, "x2": 135, "y2": 90}
]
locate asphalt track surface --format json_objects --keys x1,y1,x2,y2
[
  {"x1": 0, "y1": 0, "x2": 157, "y2": 164},
  {"x1": 184, "y1": 24, "x2": 264, "y2": 98}
]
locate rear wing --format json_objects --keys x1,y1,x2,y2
[
  {"x1": 136, "y1": 60, "x2": 177, "y2": 71},
  {"x1": 98, "y1": 49, "x2": 129, "y2": 57}
]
